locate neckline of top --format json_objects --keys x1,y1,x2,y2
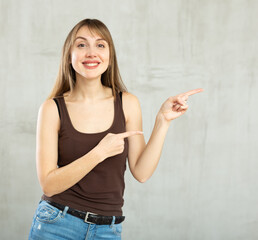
[{"x1": 61, "y1": 92, "x2": 117, "y2": 135}]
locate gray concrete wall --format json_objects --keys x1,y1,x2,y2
[{"x1": 1, "y1": 0, "x2": 258, "y2": 239}]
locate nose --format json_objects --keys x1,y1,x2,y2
[{"x1": 85, "y1": 46, "x2": 97, "y2": 58}]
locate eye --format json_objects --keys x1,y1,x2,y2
[
  {"x1": 97, "y1": 44, "x2": 105, "y2": 48},
  {"x1": 78, "y1": 43, "x2": 86, "y2": 48}
]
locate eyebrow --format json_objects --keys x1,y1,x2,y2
[{"x1": 74, "y1": 36, "x2": 107, "y2": 42}]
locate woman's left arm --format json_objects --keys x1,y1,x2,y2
[{"x1": 123, "y1": 89, "x2": 203, "y2": 183}]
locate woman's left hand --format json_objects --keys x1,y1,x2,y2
[{"x1": 158, "y1": 88, "x2": 204, "y2": 122}]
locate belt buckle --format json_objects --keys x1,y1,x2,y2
[{"x1": 84, "y1": 211, "x2": 97, "y2": 224}]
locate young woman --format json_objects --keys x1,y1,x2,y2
[{"x1": 28, "y1": 18, "x2": 203, "y2": 240}]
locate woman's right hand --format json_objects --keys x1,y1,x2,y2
[{"x1": 96, "y1": 131, "x2": 143, "y2": 161}]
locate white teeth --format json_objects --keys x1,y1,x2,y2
[{"x1": 84, "y1": 63, "x2": 99, "y2": 66}]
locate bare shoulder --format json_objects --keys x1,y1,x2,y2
[
  {"x1": 122, "y1": 91, "x2": 140, "y2": 105},
  {"x1": 38, "y1": 99, "x2": 60, "y2": 131},
  {"x1": 122, "y1": 92, "x2": 142, "y2": 123},
  {"x1": 39, "y1": 99, "x2": 58, "y2": 115}
]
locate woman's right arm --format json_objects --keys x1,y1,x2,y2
[{"x1": 36, "y1": 99, "x2": 103, "y2": 197}]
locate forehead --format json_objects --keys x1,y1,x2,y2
[{"x1": 75, "y1": 26, "x2": 103, "y2": 40}]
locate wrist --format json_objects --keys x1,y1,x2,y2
[
  {"x1": 156, "y1": 112, "x2": 171, "y2": 128},
  {"x1": 91, "y1": 145, "x2": 105, "y2": 164},
  {"x1": 153, "y1": 114, "x2": 171, "y2": 135}
]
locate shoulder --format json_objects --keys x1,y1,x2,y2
[
  {"x1": 121, "y1": 92, "x2": 141, "y2": 123},
  {"x1": 122, "y1": 91, "x2": 140, "y2": 105},
  {"x1": 38, "y1": 98, "x2": 60, "y2": 131},
  {"x1": 39, "y1": 98, "x2": 59, "y2": 115}
]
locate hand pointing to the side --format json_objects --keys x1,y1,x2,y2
[
  {"x1": 96, "y1": 131, "x2": 144, "y2": 161},
  {"x1": 158, "y1": 88, "x2": 204, "y2": 122}
]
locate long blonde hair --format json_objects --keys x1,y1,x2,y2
[{"x1": 47, "y1": 19, "x2": 127, "y2": 101}]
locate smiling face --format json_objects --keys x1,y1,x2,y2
[{"x1": 70, "y1": 26, "x2": 110, "y2": 81}]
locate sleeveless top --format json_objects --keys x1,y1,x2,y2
[{"x1": 42, "y1": 91, "x2": 129, "y2": 216}]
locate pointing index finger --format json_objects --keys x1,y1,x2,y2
[
  {"x1": 118, "y1": 131, "x2": 144, "y2": 139},
  {"x1": 182, "y1": 88, "x2": 204, "y2": 97}
]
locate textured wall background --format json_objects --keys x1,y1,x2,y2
[{"x1": 1, "y1": 0, "x2": 258, "y2": 239}]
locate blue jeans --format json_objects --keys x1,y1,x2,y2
[{"x1": 28, "y1": 200, "x2": 122, "y2": 240}]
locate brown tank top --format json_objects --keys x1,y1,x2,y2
[{"x1": 42, "y1": 91, "x2": 128, "y2": 216}]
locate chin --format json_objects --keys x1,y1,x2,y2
[{"x1": 80, "y1": 74, "x2": 102, "y2": 81}]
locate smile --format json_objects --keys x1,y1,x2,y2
[
  {"x1": 85, "y1": 63, "x2": 98, "y2": 66},
  {"x1": 82, "y1": 62, "x2": 100, "y2": 69}
]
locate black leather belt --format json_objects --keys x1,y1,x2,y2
[{"x1": 45, "y1": 201, "x2": 125, "y2": 225}]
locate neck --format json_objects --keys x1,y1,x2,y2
[{"x1": 69, "y1": 75, "x2": 110, "y2": 102}]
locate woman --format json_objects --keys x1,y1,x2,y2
[{"x1": 28, "y1": 18, "x2": 203, "y2": 240}]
